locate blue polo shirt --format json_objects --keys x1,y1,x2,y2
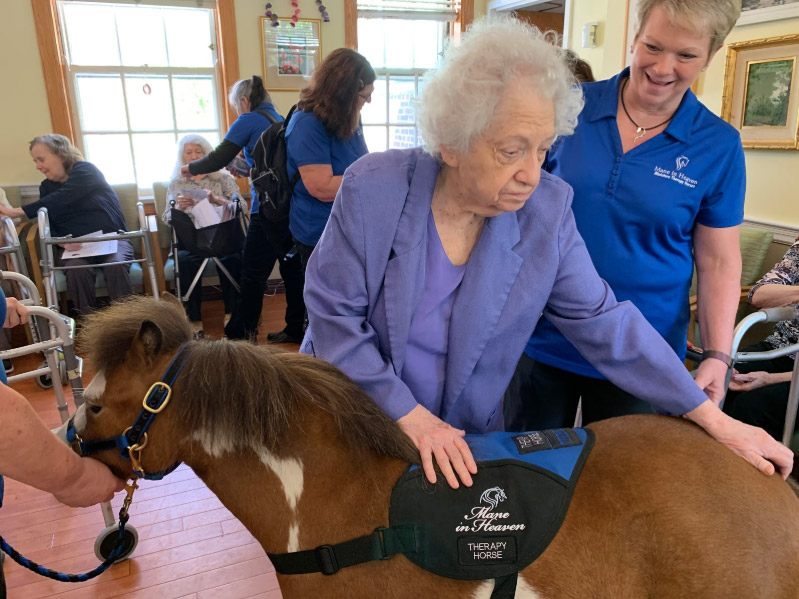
[
  {"x1": 225, "y1": 102, "x2": 282, "y2": 214},
  {"x1": 526, "y1": 68, "x2": 745, "y2": 378},
  {"x1": 286, "y1": 109, "x2": 368, "y2": 246}
]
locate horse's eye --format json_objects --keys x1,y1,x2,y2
[{"x1": 89, "y1": 404, "x2": 103, "y2": 415}]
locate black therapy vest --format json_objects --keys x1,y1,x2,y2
[{"x1": 389, "y1": 428, "x2": 594, "y2": 581}]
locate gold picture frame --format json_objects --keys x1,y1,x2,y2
[
  {"x1": 721, "y1": 34, "x2": 799, "y2": 150},
  {"x1": 260, "y1": 17, "x2": 322, "y2": 92}
]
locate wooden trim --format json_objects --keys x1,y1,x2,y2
[
  {"x1": 216, "y1": 0, "x2": 240, "y2": 130},
  {"x1": 344, "y1": 0, "x2": 358, "y2": 49},
  {"x1": 460, "y1": 0, "x2": 474, "y2": 32},
  {"x1": 31, "y1": 0, "x2": 74, "y2": 140}
]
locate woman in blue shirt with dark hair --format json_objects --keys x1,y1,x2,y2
[
  {"x1": 181, "y1": 75, "x2": 305, "y2": 343},
  {"x1": 285, "y1": 48, "x2": 373, "y2": 342}
]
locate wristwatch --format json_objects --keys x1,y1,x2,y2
[{"x1": 700, "y1": 349, "x2": 734, "y2": 369}]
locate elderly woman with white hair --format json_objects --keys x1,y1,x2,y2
[
  {"x1": 300, "y1": 17, "x2": 792, "y2": 488},
  {"x1": 165, "y1": 134, "x2": 241, "y2": 336}
]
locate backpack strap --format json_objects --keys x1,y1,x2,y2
[{"x1": 254, "y1": 108, "x2": 279, "y2": 124}]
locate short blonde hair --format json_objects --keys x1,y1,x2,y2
[
  {"x1": 635, "y1": 0, "x2": 741, "y2": 53},
  {"x1": 416, "y1": 15, "x2": 583, "y2": 161},
  {"x1": 29, "y1": 134, "x2": 83, "y2": 173}
]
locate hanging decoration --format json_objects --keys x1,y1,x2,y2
[
  {"x1": 265, "y1": 1, "x2": 329, "y2": 26},
  {"x1": 265, "y1": 3, "x2": 279, "y2": 26},
  {"x1": 316, "y1": 0, "x2": 330, "y2": 22}
]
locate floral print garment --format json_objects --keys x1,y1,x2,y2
[{"x1": 749, "y1": 240, "x2": 799, "y2": 358}]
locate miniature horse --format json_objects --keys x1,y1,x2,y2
[{"x1": 70, "y1": 297, "x2": 799, "y2": 599}]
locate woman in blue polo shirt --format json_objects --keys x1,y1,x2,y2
[
  {"x1": 285, "y1": 47, "x2": 374, "y2": 321},
  {"x1": 505, "y1": 0, "x2": 745, "y2": 431},
  {"x1": 181, "y1": 76, "x2": 305, "y2": 343}
]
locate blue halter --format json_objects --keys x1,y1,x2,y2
[{"x1": 66, "y1": 342, "x2": 192, "y2": 481}]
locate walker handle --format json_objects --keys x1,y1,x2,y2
[{"x1": 759, "y1": 305, "x2": 799, "y2": 324}]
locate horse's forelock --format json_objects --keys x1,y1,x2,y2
[{"x1": 78, "y1": 296, "x2": 194, "y2": 374}]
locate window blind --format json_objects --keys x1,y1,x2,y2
[{"x1": 357, "y1": 0, "x2": 460, "y2": 22}]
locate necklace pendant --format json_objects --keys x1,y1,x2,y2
[{"x1": 634, "y1": 126, "x2": 646, "y2": 142}]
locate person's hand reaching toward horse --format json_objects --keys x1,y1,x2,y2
[
  {"x1": 684, "y1": 400, "x2": 793, "y2": 479},
  {"x1": 53, "y1": 457, "x2": 126, "y2": 508},
  {"x1": 397, "y1": 405, "x2": 478, "y2": 489}
]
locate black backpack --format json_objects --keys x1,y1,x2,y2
[{"x1": 251, "y1": 105, "x2": 300, "y2": 224}]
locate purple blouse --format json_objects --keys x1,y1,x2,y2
[{"x1": 401, "y1": 211, "x2": 466, "y2": 417}]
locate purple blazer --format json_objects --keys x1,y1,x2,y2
[{"x1": 301, "y1": 148, "x2": 708, "y2": 433}]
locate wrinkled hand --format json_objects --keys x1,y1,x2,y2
[
  {"x1": 694, "y1": 358, "x2": 729, "y2": 405},
  {"x1": 62, "y1": 242, "x2": 83, "y2": 252},
  {"x1": 397, "y1": 405, "x2": 478, "y2": 489},
  {"x1": 729, "y1": 370, "x2": 772, "y2": 392},
  {"x1": 180, "y1": 165, "x2": 192, "y2": 180},
  {"x1": 685, "y1": 400, "x2": 793, "y2": 480},
  {"x1": 4, "y1": 297, "x2": 29, "y2": 328},
  {"x1": 176, "y1": 195, "x2": 197, "y2": 210},
  {"x1": 54, "y1": 457, "x2": 127, "y2": 508}
]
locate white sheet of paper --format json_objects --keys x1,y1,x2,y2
[
  {"x1": 191, "y1": 198, "x2": 222, "y2": 228},
  {"x1": 61, "y1": 231, "x2": 119, "y2": 259}
]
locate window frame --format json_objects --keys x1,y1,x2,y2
[
  {"x1": 31, "y1": 0, "x2": 240, "y2": 145},
  {"x1": 58, "y1": 2, "x2": 224, "y2": 189},
  {"x1": 348, "y1": 0, "x2": 472, "y2": 151}
]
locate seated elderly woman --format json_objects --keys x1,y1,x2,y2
[
  {"x1": 724, "y1": 241, "x2": 799, "y2": 443},
  {"x1": 163, "y1": 134, "x2": 242, "y2": 336},
  {"x1": 0, "y1": 135, "x2": 132, "y2": 315},
  {"x1": 300, "y1": 17, "x2": 791, "y2": 488}
]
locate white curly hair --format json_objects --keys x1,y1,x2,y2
[
  {"x1": 416, "y1": 15, "x2": 584, "y2": 161},
  {"x1": 170, "y1": 134, "x2": 223, "y2": 182}
]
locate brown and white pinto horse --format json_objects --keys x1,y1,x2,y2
[{"x1": 70, "y1": 297, "x2": 799, "y2": 599}]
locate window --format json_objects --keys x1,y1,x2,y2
[
  {"x1": 57, "y1": 1, "x2": 223, "y2": 189},
  {"x1": 356, "y1": 0, "x2": 461, "y2": 152}
]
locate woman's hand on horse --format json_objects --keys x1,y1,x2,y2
[
  {"x1": 684, "y1": 400, "x2": 793, "y2": 480},
  {"x1": 397, "y1": 405, "x2": 478, "y2": 489},
  {"x1": 55, "y1": 457, "x2": 127, "y2": 508}
]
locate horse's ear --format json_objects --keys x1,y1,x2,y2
[
  {"x1": 160, "y1": 292, "x2": 182, "y2": 309},
  {"x1": 135, "y1": 320, "x2": 163, "y2": 357}
]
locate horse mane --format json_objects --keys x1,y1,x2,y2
[{"x1": 79, "y1": 297, "x2": 420, "y2": 464}]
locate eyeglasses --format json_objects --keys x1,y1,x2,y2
[{"x1": 358, "y1": 92, "x2": 372, "y2": 102}]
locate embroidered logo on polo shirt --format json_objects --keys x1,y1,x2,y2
[{"x1": 653, "y1": 156, "x2": 698, "y2": 189}]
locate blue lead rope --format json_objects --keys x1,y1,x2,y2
[{"x1": 0, "y1": 512, "x2": 129, "y2": 582}]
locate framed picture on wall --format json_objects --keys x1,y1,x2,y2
[
  {"x1": 737, "y1": 0, "x2": 799, "y2": 26},
  {"x1": 261, "y1": 17, "x2": 321, "y2": 91},
  {"x1": 721, "y1": 34, "x2": 799, "y2": 149},
  {"x1": 623, "y1": 0, "x2": 639, "y2": 67}
]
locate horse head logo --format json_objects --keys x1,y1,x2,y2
[
  {"x1": 675, "y1": 156, "x2": 690, "y2": 170},
  {"x1": 480, "y1": 487, "x2": 507, "y2": 510}
]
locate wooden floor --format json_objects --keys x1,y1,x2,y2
[{"x1": 2, "y1": 292, "x2": 297, "y2": 598}]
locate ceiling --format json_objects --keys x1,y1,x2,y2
[{"x1": 517, "y1": 0, "x2": 564, "y2": 13}]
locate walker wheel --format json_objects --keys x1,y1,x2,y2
[
  {"x1": 94, "y1": 524, "x2": 138, "y2": 563},
  {"x1": 58, "y1": 358, "x2": 68, "y2": 387},
  {"x1": 36, "y1": 372, "x2": 53, "y2": 389}
]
